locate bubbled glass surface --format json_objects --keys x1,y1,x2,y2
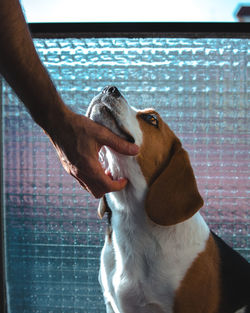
[{"x1": 2, "y1": 37, "x2": 249, "y2": 313}]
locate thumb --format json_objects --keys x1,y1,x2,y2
[{"x1": 99, "y1": 128, "x2": 139, "y2": 156}]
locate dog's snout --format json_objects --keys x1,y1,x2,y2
[{"x1": 102, "y1": 86, "x2": 121, "y2": 98}]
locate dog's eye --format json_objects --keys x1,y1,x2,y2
[{"x1": 140, "y1": 114, "x2": 159, "y2": 128}]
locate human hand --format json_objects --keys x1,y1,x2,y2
[{"x1": 47, "y1": 108, "x2": 139, "y2": 198}]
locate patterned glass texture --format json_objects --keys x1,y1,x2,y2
[{"x1": 2, "y1": 38, "x2": 249, "y2": 313}]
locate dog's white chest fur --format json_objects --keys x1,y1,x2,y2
[{"x1": 99, "y1": 185, "x2": 209, "y2": 313}]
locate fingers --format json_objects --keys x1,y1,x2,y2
[
  {"x1": 82, "y1": 116, "x2": 139, "y2": 155},
  {"x1": 78, "y1": 174, "x2": 128, "y2": 199},
  {"x1": 71, "y1": 159, "x2": 129, "y2": 199},
  {"x1": 90, "y1": 177, "x2": 128, "y2": 199},
  {"x1": 97, "y1": 127, "x2": 139, "y2": 156}
]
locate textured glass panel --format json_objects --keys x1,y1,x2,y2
[{"x1": 2, "y1": 38, "x2": 249, "y2": 313}]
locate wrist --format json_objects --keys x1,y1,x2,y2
[{"x1": 38, "y1": 97, "x2": 72, "y2": 136}]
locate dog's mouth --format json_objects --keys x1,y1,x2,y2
[{"x1": 102, "y1": 106, "x2": 135, "y2": 144}]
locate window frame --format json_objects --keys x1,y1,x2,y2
[{"x1": 28, "y1": 22, "x2": 250, "y2": 38}]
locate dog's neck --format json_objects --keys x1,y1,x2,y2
[
  {"x1": 106, "y1": 189, "x2": 160, "y2": 277},
  {"x1": 102, "y1": 147, "x2": 148, "y2": 205},
  {"x1": 105, "y1": 150, "x2": 152, "y2": 259}
]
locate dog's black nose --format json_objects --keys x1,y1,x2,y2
[{"x1": 102, "y1": 86, "x2": 121, "y2": 98}]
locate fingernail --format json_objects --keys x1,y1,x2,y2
[
  {"x1": 130, "y1": 144, "x2": 140, "y2": 155},
  {"x1": 105, "y1": 169, "x2": 113, "y2": 180},
  {"x1": 118, "y1": 177, "x2": 128, "y2": 187}
]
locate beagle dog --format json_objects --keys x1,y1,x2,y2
[{"x1": 87, "y1": 86, "x2": 250, "y2": 313}]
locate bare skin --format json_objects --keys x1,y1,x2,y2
[{"x1": 0, "y1": 0, "x2": 139, "y2": 198}]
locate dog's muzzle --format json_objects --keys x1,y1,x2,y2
[{"x1": 87, "y1": 86, "x2": 135, "y2": 143}]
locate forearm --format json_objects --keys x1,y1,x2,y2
[{"x1": 0, "y1": 0, "x2": 68, "y2": 132}]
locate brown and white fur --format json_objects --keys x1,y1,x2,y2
[{"x1": 87, "y1": 86, "x2": 250, "y2": 313}]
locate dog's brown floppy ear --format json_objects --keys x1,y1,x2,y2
[
  {"x1": 146, "y1": 143, "x2": 203, "y2": 226},
  {"x1": 98, "y1": 196, "x2": 111, "y2": 219}
]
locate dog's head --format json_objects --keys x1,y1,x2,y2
[{"x1": 87, "y1": 86, "x2": 203, "y2": 226}]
